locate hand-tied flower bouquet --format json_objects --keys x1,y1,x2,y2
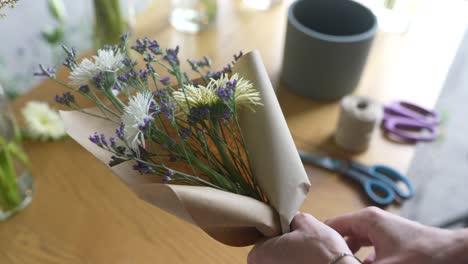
[{"x1": 36, "y1": 34, "x2": 310, "y2": 246}]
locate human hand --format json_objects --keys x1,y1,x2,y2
[
  {"x1": 326, "y1": 207, "x2": 468, "y2": 264},
  {"x1": 248, "y1": 213, "x2": 360, "y2": 264}
]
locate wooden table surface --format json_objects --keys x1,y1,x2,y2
[{"x1": 2, "y1": 0, "x2": 467, "y2": 263}]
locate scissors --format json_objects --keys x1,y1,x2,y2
[
  {"x1": 383, "y1": 101, "x2": 440, "y2": 142},
  {"x1": 299, "y1": 151, "x2": 414, "y2": 206}
]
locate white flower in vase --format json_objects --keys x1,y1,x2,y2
[{"x1": 21, "y1": 101, "x2": 66, "y2": 141}]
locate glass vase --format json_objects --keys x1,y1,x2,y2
[
  {"x1": 170, "y1": 0, "x2": 217, "y2": 34},
  {"x1": 0, "y1": 85, "x2": 34, "y2": 221},
  {"x1": 93, "y1": 0, "x2": 135, "y2": 49}
]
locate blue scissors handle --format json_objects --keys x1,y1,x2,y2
[
  {"x1": 369, "y1": 165, "x2": 414, "y2": 199},
  {"x1": 342, "y1": 168, "x2": 395, "y2": 206},
  {"x1": 349, "y1": 161, "x2": 414, "y2": 200}
]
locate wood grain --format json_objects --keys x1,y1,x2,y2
[{"x1": 1, "y1": 0, "x2": 467, "y2": 263}]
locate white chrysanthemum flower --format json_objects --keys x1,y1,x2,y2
[
  {"x1": 172, "y1": 83, "x2": 219, "y2": 112},
  {"x1": 218, "y1": 73, "x2": 262, "y2": 110},
  {"x1": 21, "y1": 101, "x2": 66, "y2": 141},
  {"x1": 121, "y1": 92, "x2": 155, "y2": 155},
  {"x1": 172, "y1": 73, "x2": 262, "y2": 113},
  {"x1": 69, "y1": 58, "x2": 99, "y2": 87},
  {"x1": 69, "y1": 49, "x2": 124, "y2": 87},
  {"x1": 94, "y1": 49, "x2": 125, "y2": 72}
]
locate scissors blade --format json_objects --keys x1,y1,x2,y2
[{"x1": 298, "y1": 151, "x2": 344, "y2": 171}]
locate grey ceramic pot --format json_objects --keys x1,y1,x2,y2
[{"x1": 281, "y1": 0, "x2": 377, "y2": 100}]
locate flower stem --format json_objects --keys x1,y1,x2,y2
[
  {"x1": 210, "y1": 119, "x2": 260, "y2": 199},
  {"x1": 0, "y1": 137, "x2": 22, "y2": 211},
  {"x1": 93, "y1": 0, "x2": 125, "y2": 48}
]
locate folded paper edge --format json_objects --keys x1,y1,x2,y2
[
  {"x1": 131, "y1": 184, "x2": 281, "y2": 247},
  {"x1": 234, "y1": 50, "x2": 311, "y2": 233}
]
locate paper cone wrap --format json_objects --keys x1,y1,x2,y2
[{"x1": 60, "y1": 51, "x2": 310, "y2": 246}]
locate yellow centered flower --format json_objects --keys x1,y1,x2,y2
[{"x1": 172, "y1": 73, "x2": 262, "y2": 113}]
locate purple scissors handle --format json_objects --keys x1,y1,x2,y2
[
  {"x1": 384, "y1": 117, "x2": 438, "y2": 141},
  {"x1": 383, "y1": 101, "x2": 440, "y2": 125},
  {"x1": 383, "y1": 101, "x2": 440, "y2": 142}
]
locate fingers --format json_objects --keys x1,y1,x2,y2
[
  {"x1": 247, "y1": 244, "x2": 259, "y2": 264},
  {"x1": 363, "y1": 252, "x2": 376, "y2": 264},
  {"x1": 345, "y1": 237, "x2": 362, "y2": 254},
  {"x1": 325, "y1": 207, "x2": 385, "y2": 244},
  {"x1": 290, "y1": 212, "x2": 321, "y2": 231}
]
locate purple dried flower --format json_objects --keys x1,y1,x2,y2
[
  {"x1": 100, "y1": 133, "x2": 108, "y2": 146},
  {"x1": 216, "y1": 87, "x2": 234, "y2": 102},
  {"x1": 93, "y1": 71, "x2": 105, "y2": 88},
  {"x1": 125, "y1": 70, "x2": 138, "y2": 81},
  {"x1": 34, "y1": 64, "x2": 56, "y2": 78},
  {"x1": 120, "y1": 32, "x2": 130, "y2": 42},
  {"x1": 89, "y1": 132, "x2": 102, "y2": 146},
  {"x1": 117, "y1": 74, "x2": 127, "y2": 83},
  {"x1": 109, "y1": 155, "x2": 127, "y2": 167},
  {"x1": 226, "y1": 80, "x2": 237, "y2": 89},
  {"x1": 109, "y1": 136, "x2": 116, "y2": 148},
  {"x1": 160, "y1": 101, "x2": 175, "y2": 119},
  {"x1": 205, "y1": 70, "x2": 223, "y2": 80},
  {"x1": 203, "y1": 56, "x2": 211, "y2": 66},
  {"x1": 55, "y1": 92, "x2": 75, "y2": 106},
  {"x1": 234, "y1": 51, "x2": 243, "y2": 61},
  {"x1": 162, "y1": 169, "x2": 174, "y2": 183},
  {"x1": 139, "y1": 69, "x2": 150, "y2": 81},
  {"x1": 163, "y1": 46, "x2": 180, "y2": 65},
  {"x1": 138, "y1": 117, "x2": 152, "y2": 131},
  {"x1": 153, "y1": 87, "x2": 168, "y2": 98},
  {"x1": 62, "y1": 46, "x2": 77, "y2": 69},
  {"x1": 160, "y1": 76, "x2": 170, "y2": 85},
  {"x1": 116, "y1": 123, "x2": 125, "y2": 139},
  {"x1": 131, "y1": 38, "x2": 147, "y2": 54},
  {"x1": 78, "y1": 85, "x2": 90, "y2": 94},
  {"x1": 144, "y1": 53, "x2": 156, "y2": 62},
  {"x1": 148, "y1": 39, "x2": 161, "y2": 54},
  {"x1": 179, "y1": 127, "x2": 192, "y2": 140},
  {"x1": 132, "y1": 161, "x2": 154, "y2": 174},
  {"x1": 223, "y1": 64, "x2": 232, "y2": 73},
  {"x1": 188, "y1": 57, "x2": 211, "y2": 71},
  {"x1": 187, "y1": 107, "x2": 210, "y2": 125},
  {"x1": 220, "y1": 109, "x2": 233, "y2": 123},
  {"x1": 122, "y1": 58, "x2": 137, "y2": 67},
  {"x1": 149, "y1": 101, "x2": 160, "y2": 115},
  {"x1": 63, "y1": 55, "x2": 75, "y2": 69}
]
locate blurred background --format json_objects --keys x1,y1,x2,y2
[{"x1": 0, "y1": 0, "x2": 155, "y2": 98}]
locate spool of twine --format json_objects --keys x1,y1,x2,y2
[{"x1": 334, "y1": 96, "x2": 383, "y2": 152}]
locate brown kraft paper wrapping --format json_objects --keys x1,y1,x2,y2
[{"x1": 60, "y1": 50, "x2": 310, "y2": 247}]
